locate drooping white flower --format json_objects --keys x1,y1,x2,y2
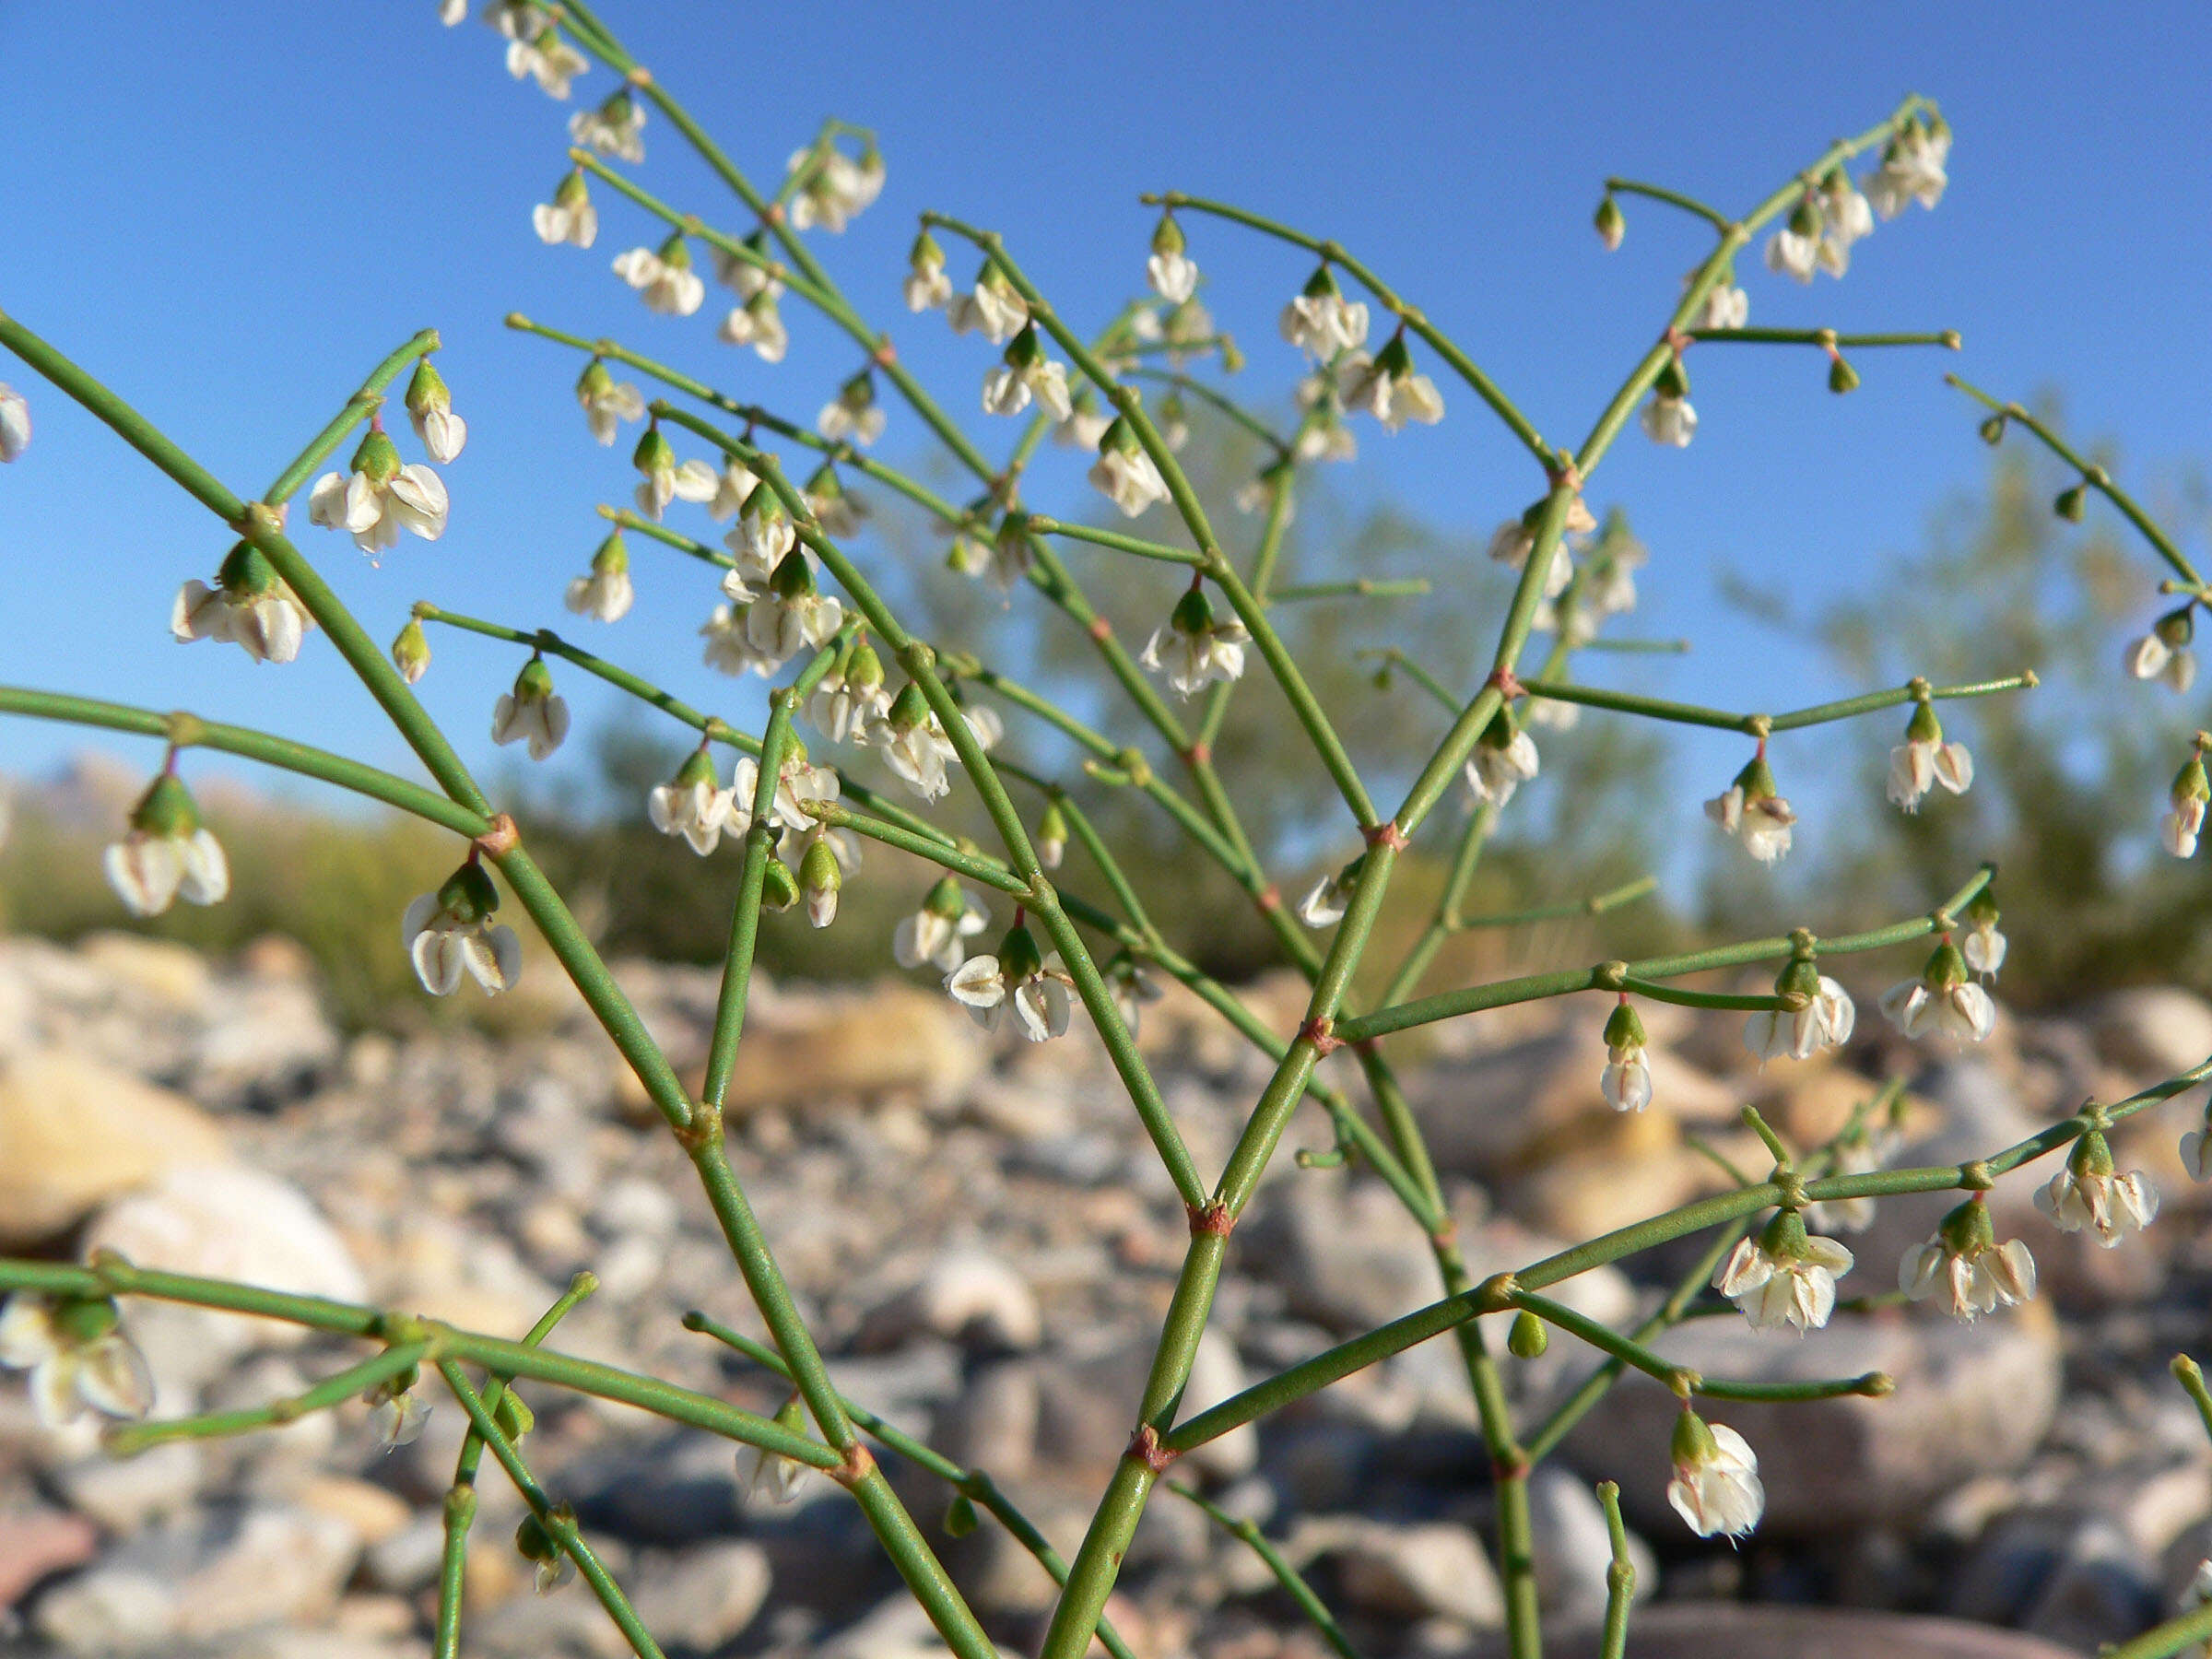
[
  {"x1": 648, "y1": 747, "x2": 737, "y2": 854},
  {"x1": 982, "y1": 325, "x2": 1073, "y2": 422},
  {"x1": 403, "y1": 359, "x2": 466, "y2": 465},
  {"x1": 307, "y1": 428, "x2": 448, "y2": 558},
  {"x1": 1900, "y1": 1197, "x2": 2037, "y2": 1320},
  {"x1": 1640, "y1": 388, "x2": 1697, "y2": 447},
  {"x1": 1713, "y1": 1209, "x2": 1853, "y2": 1334},
  {"x1": 1106, "y1": 955, "x2": 1165, "y2": 1039},
  {"x1": 1689, "y1": 275, "x2": 1749, "y2": 331},
  {"x1": 1879, "y1": 939, "x2": 1996, "y2": 1043},
  {"x1": 1863, "y1": 115, "x2": 1950, "y2": 220},
  {"x1": 966, "y1": 516, "x2": 1032, "y2": 596},
  {"x1": 0, "y1": 383, "x2": 29, "y2": 462},
  {"x1": 1743, "y1": 961, "x2": 1856, "y2": 1064},
  {"x1": 1886, "y1": 700, "x2": 1972, "y2": 813},
  {"x1": 569, "y1": 89, "x2": 645, "y2": 161},
  {"x1": 1146, "y1": 213, "x2": 1198, "y2": 304},
  {"x1": 630, "y1": 427, "x2": 719, "y2": 522},
  {"x1": 803, "y1": 464, "x2": 867, "y2": 538},
  {"x1": 795, "y1": 836, "x2": 844, "y2": 929},
  {"x1": 105, "y1": 772, "x2": 229, "y2": 919},
  {"x1": 895, "y1": 877, "x2": 989, "y2": 972},
  {"x1": 946, "y1": 922, "x2": 1075, "y2": 1041},
  {"x1": 1298, "y1": 858, "x2": 1361, "y2": 929},
  {"x1": 506, "y1": 24, "x2": 587, "y2": 99},
  {"x1": 1088, "y1": 418, "x2": 1171, "y2": 517},
  {"x1": 613, "y1": 235, "x2": 706, "y2": 317},
  {"x1": 947, "y1": 264, "x2": 1029, "y2": 344},
  {"x1": 534, "y1": 170, "x2": 599, "y2": 248},
  {"x1": 875, "y1": 684, "x2": 959, "y2": 801},
  {"x1": 171, "y1": 541, "x2": 314, "y2": 665},
  {"x1": 700, "y1": 603, "x2": 771, "y2": 677},
  {"x1": 2128, "y1": 609, "x2": 2198, "y2": 693},
  {"x1": 1141, "y1": 582, "x2": 1250, "y2": 700},
  {"x1": 1053, "y1": 390, "x2": 1114, "y2": 452},
  {"x1": 2183, "y1": 1111, "x2": 2212, "y2": 1183},
  {"x1": 903, "y1": 230, "x2": 953, "y2": 312},
  {"x1": 740, "y1": 1395, "x2": 816, "y2": 1506},
  {"x1": 1667, "y1": 1411, "x2": 1763, "y2": 1539},
  {"x1": 575, "y1": 359, "x2": 645, "y2": 445},
  {"x1": 1335, "y1": 335, "x2": 1443, "y2": 430},
  {"x1": 1816, "y1": 169, "x2": 1876, "y2": 276},
  {"x1": 565, "y1": 531, "x2": 634, "y2": 622},
  {"x1": 1463, "y1": 708, "x2": 1540, "y2": 807},
  {"x1": 1706, "y1": 754, "x2": 1795, "y2": 865},
  {"x1": 1034, "y1": 800, "x2": 1068, "y2": 871},
  {"x1": 514, "y1": 1514, "x2": 573, "y2": 1594},
  {"x1": 785, "y1": 142, "x2": 882, "y2": 233},
  {"x1": 403, "y1": 862, "x2": 522, "y2": 996},
  {"x1": 717, "y1": 289, "x2": 789, "y2": 362},
  {"x1": 0, "y1": 1294, "x2": 154, "y2": 1430},
  {"x1": 1959, "y1": 889, "x2": 2006, "y2": 979},
  {"x1": 2165, "y1": 753, "x2": 2208, "y2": 859},
  {"x1": 818, "y1": 372, "x2": 886, "y2": 447},
  {"x1": 490, "y1": 656, "x2": 571, "y2": 761},
  {"x1": 2035, "y1": 1129, "x2": 2157, "y2": 1247},
  {"x1": 440, "y1": 0, "x2": 467, "y2": 24},
  {"x1": 1764, "y1": 194, "x2": 1824, "y2": 283},
  {"x1": 366, "y1": 1371, "x2": 431, "y2": 1451},
  {"x1": 808, "y1": 636, "x2": 889, "y2": 744},
  {"x1": 1486, "y1": 496, "x2": 1590, "y2": 599},
  {"x1": 1600, "y1": 1000, "x2": 1652, "y2": 1112},
  {"x1": 744, "y1": 553, "x2": 845, "y2": 670}
]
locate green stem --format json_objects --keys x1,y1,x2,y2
[
  {"x1": 1122, "y1": 368, "x2": 1293, "y2": 454},
  {"x1": 1269, "y1": 577, "x2": 1430, "y2": 602},
  {"x1": 264, "y1": 330, "x2": 441, "y2": 503},
  {"x1": 1683, "y1": 327, "x2": 1960, "y2": 349},
  {"x1": 1603, "y1": 178, "x2": 1735, "y2": 234},
  {"x1": 566, "y1": 150, "x2": 839, "y2": 312},
  {"x1": 1021, "y1": 513, "x2": 1206, "y2": 567},
  {"x1": 1452, "y1": 874, "x2": 1661, "y2": 932},
  {"x1": 1595, "y1": 1481, "x2": 1635, "y2": 1659},
  {"x1": 598, "y1": 503, "x2": 735, "y2": 572},
  {"x1": 1519, "y1": 671, "x2": 2036, "y2": 735},
  {"x1": 105, "y1": 1342, "x2": 428, "y2": 1454},
  {"x1": 2171, "y1": 1357, "x2": 2212, "y2": 1447},
  {"x1": 1169, "y1": 1482, "x2": 1366, "y2": 1659}
]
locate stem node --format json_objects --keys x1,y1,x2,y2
[{"x1": 1125, "y1": 1424, "x2": 1179, "y2": 1475}]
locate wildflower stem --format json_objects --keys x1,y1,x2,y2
[
  {"x1": 1602, "y1": 177, "x2": 1735, "y2": 233},
  {"x1": 1947, "y1": 372, "x2": 2205, "y2": 587},
  {"x1": 1683, "y1": 327, "x2": 1960, "y2": 349},
  {"x1": 1519, "y1": 671, "x2": 2036, "y2": 733},
  {"x1": 104, "y1": 1340, "x2": 429, "y2": 1454},
  {"x1": 815, "y1": 805, "x2": 1031, "y2": 895},
  {"x1": 263, "y1": 329, "x2": 441, "y2": 503},
  {"x1": 1169, "y1": 1481, "x2": 1368, "y2": 1659},
  {"x1": 1449, "y1": 873, "x2": 1662, "y2": 932},
  {"x1": 1269, "y1": 577, "x2": 1432, "y2": 602},
  {"x1": 1123, "y1": 367, "x2": 1295, "y2": 454},
  {"x1": 565, "y1": 150, "x2": 840, "y2": 312},
  {"x1": 596, "y1": 503, "x2": 736, "y2": 571},
  {"x1": 1020, "y1": 514, "x2": 1208, "y2": 567},
  {"x1": 437, "y1": 1360, "x2": 668, "y2": 1659},
  {"x1": 1595, "y1": 1480, "x2": 1635, "y2": 1659},
  {"x1": 2171, "y1": 1356, "x2": 2212, "y2": 1446}
]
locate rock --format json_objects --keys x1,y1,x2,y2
[
  {"x1": 31, "y1": 1569, "x2": 180, "y2": 1653},
  {"x1": 82, "y1": 1163, "x2": 367, "y2": 1401},
  {"x1": 296, "y1": 1475, "x2": 416, "y2": 1548},
  {"x1": 2087, "y1": 987, "x2": 2212, "y2": 1077},
  {"x1": 1526, "y1": 1465, "x2": 1653, "y2": 1624},
  {"x1": 171, "y1": 1503, "x2": 364, "y2": 1638},
  {"x1": 1180, "y1": 1329, "x2": 1260, "y2": 1481},
  {"x1": 0, "y1": 1049, "x2": 231, "y2": 1244},
  {"x1": 0, "y1": 1504, "x2": 99, "y2": 1610},
  {"x1": 51, "y1": 1441, "x2": 204, "y2": 1531},
  {"x1": 1236, "y1": 1175, "x2": 1441, "y2": 1333},
  {"x1": 2017, "y1": 1515, "x2": 2163, "y2": 1650},
  {"x1": 1473, "y1": 1602, "x2": 2083, "y2": 1659},
  {"x1": 860, "y1": 1252, "x2": 1041, "y2": 1353},
  {"x1": 674, "y1": 981, "x2": 984, "y2": 1116},
  {"x1": 188, "y1": 966, "x2": 339, "y2": 1109},
  {"x1": 364, "y1": 1512, "x2": 450, "y2": 1594},
  {"x1": 1563, "y1": 1300, "x2": 2063, "y2": 1535},
  {"x1": 629, "y1": 1539, "x2": 773, "y2": 1650},
  {"x1": 74, "y1": 931, "x2": 211, "y2": 1008},
  {"x1": 1308, "y1": 1518, "x2": 1503, "y2": 1627}
]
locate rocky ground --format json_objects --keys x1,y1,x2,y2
[{"x1": 2, "y1": 929, "x2": 2211, "y2": 1658}]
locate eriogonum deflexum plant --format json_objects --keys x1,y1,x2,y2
[{"x1": 4, "y1": 31, "x2": 2205, "y2": 1659}]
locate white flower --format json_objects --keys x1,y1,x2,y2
[
  {"x1": 569, "y1": 91, "x2": 645, "y2": 161},
  {"x1": 1816, "y1": 172, "x2": 1875, "y2": 276},
  {"x1": 1335, "y1": 340, "x2": 1443, "y2": 430},
  {"x1": 808, "y1": 640, "x2": 890, "y2": 744},
  {"x1": 894, "y1": 878, "x2": 989, "y2": 973},
  {"x1": 1298, "y1": 862, "x2": 1359, "y2": 929},
  {"x1": 1879, "y1": 942, "x2": 1995, "y2": 1042},
  {"x1": 1280, "y1": 267, "x2": 1370, "y2": 359},
  {"x1": 818, "y1": 377, "x2": 886, "y2": 447},
  {"x1": 648, "y1": 750, "x2": 737, "y2": 854},
  {"x1": 1900, "y1": 1201, "x2": 2037, "y2": 1320},
  {"x1": 2035, "y1": 1135, "x2": 2157, "y2": 1247},
  {"x1": 575, "y1": 360, "x2": 645, "y2": 445},
  {"x1": 0, "y1": 383, "x2": 29, "y2": 462},
  {"x1": 804, "y1": 467, "x2": 867, "y2": 537},
  {"x1": 1961, "y1": 902, "x2": 2007, "y2": 978},
  {"x1": 876, "y1": 687, "x2": 960, "y2": 801},
  {"x1": 729, "y1": 753, "x2": 838, "y2": 843},
  {"x1": 105, "y1": 773, "x2": 229, "y2": 918},
  {"x1": 440, "y1": 0, "x2": 466, "y2": 23},
  {"x1": 171, "y1": 544, "x2": 314, "y2": 665},
  {"x1": 406, "y1": 389, "x2": 466, "y2": 466},
  {"x1": 403, "y1": 864, "x2": 522, "y2": 996},
  {"x1": 631, "y1": 429, "x2": 719, "y2": 522},
  {"x1": 717, "y1": 292, "x2": 789, "y2": 363},
  {"x1": 1054, "y1": 399, "x2": 1115, "y2": 451},
  {"x1": 1088, "y1": 427, "x2": 1171, "y2": 517},
  {"x1": 1667, "y1": 1412, "x2": 1763, "y2": 1539},
  {"x1": 1864, "y1": 119, "x2": 1949, "y2": 219},
  {"x1": 0, "y1": 1295, "x2": 154, "y2": 1430},
  {"x1": 1887, "y1": 736, "x2": 1973, "y2": 812},
  {"x1": 700, "y1": 604, "x2": 772, "y2": 677},
  {"x1": 713, "y1": 239, "x2": 784, "y2": 300},
  {"x1": 904, "y1": 234, "x2": 953, "y2": 312},
  {"x1": 2183, "y1": 1114, "x2": 2212, "y2": 1183},
  {"x1": 307, "y1": 430, "x2": 448, "y2": 557},
  {"x1": 2166, "y1": 794, "x2": 2206, "y2": 860},
  {"x1": 1713, "y1": 1213, "x2": 1853, "y2": 1333},
  {"x1": 2128, "y1": 626, "x2": 2197, "y2": 693},
  {"x1": 366, "y1": 1373, "x2": 430, "y2": 1450},
  {"x1": 565, "y1": 533, "x2": 634, "y2": 622},
  {"x1": 1148, "y1": 250, "x2": 1198, "y2": 305},
  {"x1": 533, "y1": 171, "x2": 599, "y2": 249},
  {"x1": 514, "y1": 1514, "x2": 574, "y2": 1594},
  {"x1": 1764, "y1": 225, "x2": 1819, "y2": 284},
  {"x1": 946, "y1": 927, "x2": 1075, "y2": 1041},
  {"x1": 982, "y1": 342, "x2": 1073, "y2": 423},
  {"x1": 743, "y1": 557, "x2": 844, "y2": 672},
  {"x1": 506, "y1": 25, "x2": 586, "y2": 99},
  {"x1": 1640, "y1": 391, "x2": 1697, "y2": 447},
  {"x1": 1107, "y1": 958, "x2": 1165, "y2": 1038},
  {"x1": 1706, "y1": 766, "x2": 1795, "y2": 865},
  {"x1": 1463, "y1": 716, "x2": 1539, "y2": 807},
  {"x1": 1743, "y1": 973, "x2": 1855, "y2": 1064},
  {"x1": 491, "y1": 659, "x2": 570, "y2": 760},
  {"x1": 947, "y1": 267, "x2": 1029, "y2": 343},
  {"x1": 1600, "y1": 1003, "x2": 1653, "y2": 1112},
  {"x1": 1692, "y1": 279, "x2": 1749, "y2": 331},
  {"x1": 786, "y1": 144, "x2": 881, "y2": 232},
  {"x1": 1141, "y1": 587, "x2": 1249, "y2": 699},
  {"x1": 704, "y1": 459, "x2": 759, "y2": 524},
  {"x1": 613, "y1": 241, "x2": 705, "y2": 317}
]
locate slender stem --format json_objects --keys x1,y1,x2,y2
[
  {"x1": 1123, "y1": 368, "x2": 1293, "y2": 454},
  {"x1": 2172, "y1": 1357, "x2": 2212, "y2": 1447},
  {"x1": 1595, "y1": 1481, "x2": 1635, "y2": 1659},
  {"x1": 105, "y1": 1342, "x2": 428, "y2": 1453},
  {"x1": 1453, "y1": 874, "x2": 1661, "y2": 932},
  {"x1": 818, "y1": 805, "x2": 1030, "y2": 895},
  {"x1": 1269, "y1": 578, "x2": 1431, "y2": 602},
  {"x1": 1947, "y1": 372, "x2": 2205, "y2": 588},
  {"x1": 567, "y1": 150, "x2": 840, "y2": 312},
  {"x1": 1683, "y1": 327, "x2": 1960, "y2": 349},
  {"x1": 438, "y1": 1360, "x2": 667, "y2": 1659},
  {"x1": 599, "y1": 504, "x2": 735, "y2": 572},
  {"x1": 2104, "y1": 1604, "x2": 2212, "y2": 1659},
  {"x1": 263, "y1": 329, "x2": 441, "y2": 504},
  {"x1": 1169, "y1": 1482, "x2": 1366, "y2": 1659},
  {"x1": 1519, "y1": 671, "x2": 2036, "y2": 735},
  {"x1": 0, "y1": 687, "x2": 488, "y2": 836},
  {"x1": 1603, "y1": 178, "x2": 1735, "y2": 234},
  {"x1": 1020, "y1": 514, "x2": 1207, "y2": 567}
]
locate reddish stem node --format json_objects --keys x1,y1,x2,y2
[
  {"x1": 1300, "y1": 1017, "x2": 1344, "y2": 1056},
  {"x1": 1363, "y1": 820, "x2": 1410, "y2": 852},
  {"x1": 1125, "y1": 1423, "x2": 1179, "y2": 1475},
  {"x1": 474, "y1": 813, "x2": 521, "y2": 858},
  {"x1": 1186, "y1": 1199, "x2": 1234, "y2": 1239},
  {"x1": 1088, "y1": 617, "x2": 1112, "y2": 643}
]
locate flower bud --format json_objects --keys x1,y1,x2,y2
[
  {"x1": 1594, "y1": 194, "x2": 1626, "y2": 251},
  {"x1": 1827, "y1": 355, "x2": 1860, "y2": 394},
  {"x1": 999, "y1": 921, "x2": 1045, "y2": 982},
  {"x1": 393, "y1": 618, "x2": 432, "y2": 683},
  {"x1": 1036, "y1": 801, "x2": 1068, "y2": 869},
  {"x1": 405, "y1": 359, "x2": 452, "y2": 421},
  {"x1": 944, "y1": 1493, "x2": 980, "y2": 1537},
  {"x1": 216, "y1": 540, "x2": 280, "y2": 596},
  {"x1": 435, "y1": 860, "x2": 501, "y2": 926},
  {"x1": 1654, "y1": 356, "x2": 1689, "y2": 400},
  {"x1": 1003, "y1": 322, "x2": 1044, "y2": 369},
  {"x1": 800, "y1": 838, "x2": 842, "y2": 929},
  {"x1": 349, "y1": 427, "x2": 401, "y2": 486},
  {"x1": 554, "y1": 170, "x2": 591, "y2": 212},
  {"x1": 632, "y1": 425, "x2": 675, "y2": 477},
  {"x1": 654, "y1": 229, "x2": 693, "y2": 270},
  {"x1": 1603, "y1": 1000, "x2": 1647, "y2": 1051},
  {"x1": 1978, "y1": 413, "x2": 2007, "y2": 445},
  {"x1": 924, "y1": 874, "x2": 969, "y2": 920},
  {"x1": 1149, "y1": 213, "x2": 1186, "y2": 258},
  {"x1": 760, "y1": 856, "x2": 800, "y2": 912},
  {"x1": 1218, "y1": 335, "x2": 1245, "y2": 374},
  {"x1": 1788, "y1": 194, "x2": 1822, "y2": 239},
  {"x1": 131, "y1": 772, "x2": 202, "y2": 839},
  {"x1": 1508, "y1": 1309, "x2": 1549, "y2": 1359},
  {"x1": 769, "y1": 549, "x2": 817, "y2": 600},
  {"x1": 887, "y1": 681, "x2": 932, "y2": 734},
  {"x1": 2053, "y1": 483, "x2": 2087, "y2": 523}
]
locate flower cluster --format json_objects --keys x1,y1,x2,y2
[
  {"x1": 1713, "y1": 1207, "x2": 1854, "y2": 1334},
  {"x1": 1879, "y1": 938, "x2": 1995, "y2": 1043},
  {"x1": 308, "y1": 420, "x2": 451, "y2": 559},
  {"x1": 1900, "y1": 1196, "x2": 2037, "y2": 1320},
  {"x1": 105, "y1": 771, "x2": 229, "y2": 919},
  {"x1": 947, "y1": 919, "x2": 1076, "y2": 1042},
  {"x1": 2035, "y1": 1128, "x2": 2158, "y2": 1248}
]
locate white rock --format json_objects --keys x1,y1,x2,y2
[
  {"x1": 629, "y1": 1539, "x2": 773, "y2": 1650},
  {"x1": 32, "y1": 1569, "x2": 181, "y2": 1654},
  {"x1": 173, "y1": 1504, "x2": 363, "y2": 1638},
  {"x1": 1324, "y1": 1519, "x2": 1504, "y2": 1627}
]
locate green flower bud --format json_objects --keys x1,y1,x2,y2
[
  {"x1": 216, "y1": 540, "x2": 279, "y2": 596},
  {"x1": 944, "y1": 1493, "x2": 980, "y2": 1537},
  {"x1": 1978, "y1": 413, "x2": 2007, "y2": 446},
  {"x1": 2157, "y1": 606, "x2": 2195, "y2": 648},
  {"x1": 1905, "y1": 699, "x2": 1944, "y2": 744},
  {"x1": 392, "y1": 618, "x2": 431, "y2": 682},
  {"x1": 1170, "y1": 583, "x2": 1216, "y2": 637},
  {"x1": 577, "y1": 359, "x2": 616, "y2": 402},
  {"x1": 1603, "y1": 1000, "x2": 1647, "y2": 1051},
  {"x1": 1921, "y1": 938, "x2": 1970, "y2": 991},
  {"x1": 554, "y1": 169, "x2": 591, "y2": 211},
  {"x1": 999, "y1": 921, "x2": 1044, "y2": 982},
  {"x1": 1788, "y1": 195, "x2": 1822, "y2": 239},
  {"x1": 2174, "y1": 754, "x2": 2211, "y2": 806},
  {"x1": 673, "y1": 746, "x2": 720, "y2": 792},
  {"x1": 514, "y1": 655, "x2": 556, "y2": 702},
  {"x1": 514, "y1": 1512, "x2": 559, "y2": 1565},
  {"x1": 1036, "y1": 800, "x2": 1068, "y2": 853},
  {"x1": 1935, "y1": 1194, "x2": 1995, "y2": 1257},
  {"x1": 2053, "y1": 483, "x2": 2087, "y2": 523},
  {"x1": 1301, "y1": 264, "x2": 1342, "y2": 300},
  {"x1": 591, "y1": 531, "x2": 629, "y2": 576},
  {"x1": 1964, "y1": 886, "x2": 2001, "y2": 928},
  {"x1": 760, "y1": 857, "x2": 800, "y2": 912},
  {"x1": 1731, "y1": 754, "x2": 1778, "y2": 802},
  {"x1": 1508, "y1": 1310, "x2": 1549, "y2": 1359},
  {"x1": 1671, "y1": 1406, "x2": 1721, "y2": 1467},
  {"x1": 53, "y1": 1295, "x2": 122, "y2": 1347},
  {"x1": 1594, "y1": 194, "x2": 1626, "y2": 249},
  {"x1": 1149, "y1": 213, "x2": 1186, "y2": 258},
  {"x1": 405, "y1": 359, "x2": 451, "y2": 418},
  {"x1": 1758, "y1": 1206, "x2": 1811, "y2": 1260},
  {"x1": 349, "y1": 428, "x2": 401, "y2": 485},
  {"x1": 1654, "y1": 356, "x2": 1690, "y2": 400},
  {"x1": 924, "y1": 875, "x2": 968, "y2": 920},
  {"x1": 131, "y1": 772, "x2": 202, "y2": 838},
  {"x1": 846, "y1": 639, "x2": 885, "y2": 693},
  {"x1": 1004, "y1": 323, "x2": 1043, "y2": 369},
  {"x1": 2068, "y1": 1127, "x2": 2114, "y2": 1179},
  {"x1": 770, "y1": 549, "x2": 816, "y2": 599},
  {"x1": 436, "y1": 860, "x2": 501, "y2": 924},
  {"x1": 654, "y1": 230, "x2": 693, "y2": 269},
  {"x1": 1098, "y1": 415, "x2": 1143, "y2": 458},
  {"x1": 799, "y1": 837, "x2": 841, "y2": 897},
  {"x1": 909, "y1": 229, "x2": 944, "y2": 269},
  {"x1": 888, "y1": 681, "x2": 931, "y2": 733},
  {"x1": 1373, "y1": 333, "x2": 1415, "y2": 379},
  {"x1": 1827, "y1": 355, "x2": 1860, "y2": 394},
  {"x1": 632, "y1": 426, "x2": 674, "y2": 477}
]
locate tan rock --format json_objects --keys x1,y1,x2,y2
[
  {"x1": 75, "y1": 931, "x2": 212, "y2": 1009},
  {"x1": 712, "y1": 981, "x2": 985, "y2": 1114},
  {"x1": 296, "y1": 1475, "x2": 416, "y2": 1548},
  {"x1": 0, "y1": 1048, "x2": 231, "y2": 1244}
]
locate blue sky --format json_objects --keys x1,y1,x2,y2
[{"x1": 1, "y1": 3, "x2": 2206, "y2": 842}]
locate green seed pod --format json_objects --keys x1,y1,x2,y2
[
  {"x1": 1827, "y1": 355, "x2": 1860, "y2": 394},
  {"x1": 591, "y1": 531, "x2": 629, "y2": 576},
  {"x1": 131, "y1": 771, "x2": 202, "y2": 838},
  {"x1": 1508, "y1": 1310, "x2": 1549, "y2": 1359},
  {"x1": 944, "y1": 1493, "x2": 980, "y2": 1537},
  {"x1": 999, "y1": 921, "x2": 1044, "y2": 982},
  {"x1": 514, "y1": 1512, "x2": 559, "y2": 1565},
  {"x1": 2053, "y1": 483, "x2": 2087, "y2": 523},
  {"x1": 1978, "y1": 413, "x2": 2007, "y2": 446},
  {"x1": 1170, "y1": 583, "x2": 1216, "y2": 637},
  {"x1": 405, "y1": 359, "x2": 451, "y2": 419}
]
